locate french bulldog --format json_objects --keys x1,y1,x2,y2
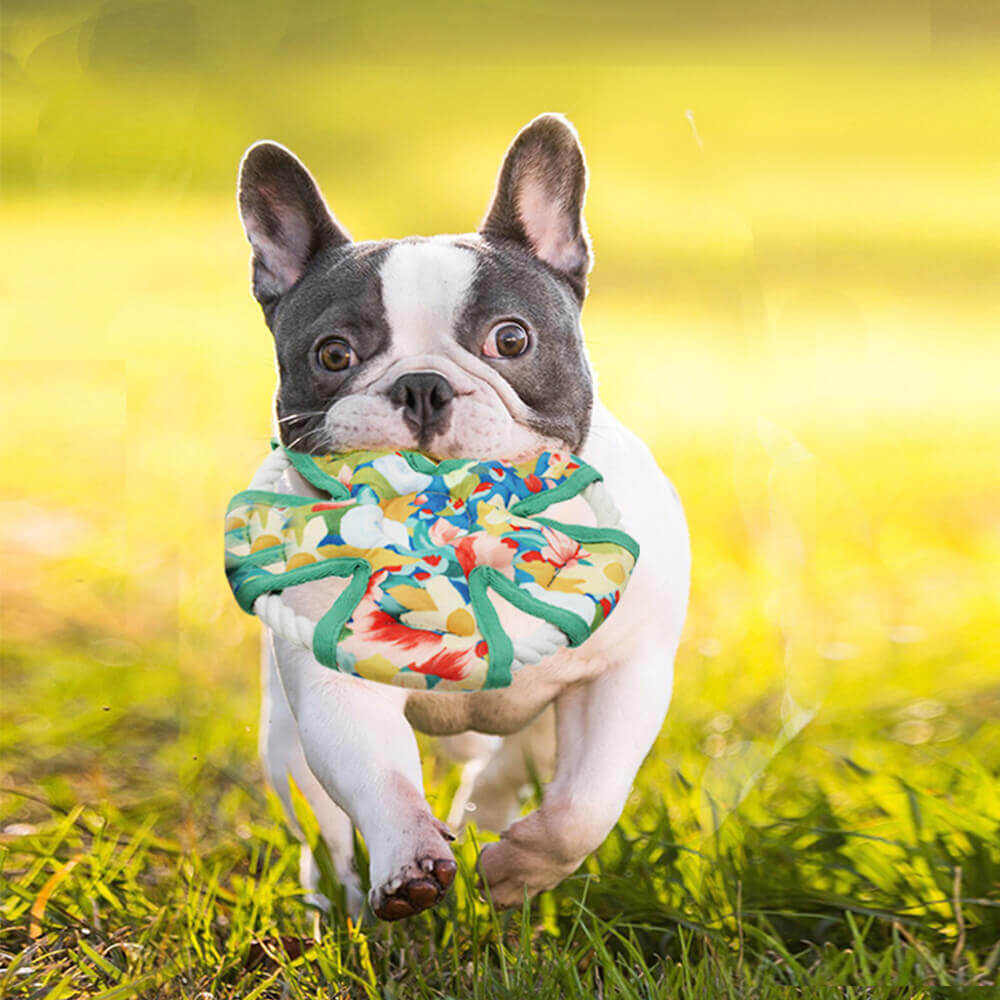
[{"x1": 236, "y1": 114, "x2": 690, "y2": 920}]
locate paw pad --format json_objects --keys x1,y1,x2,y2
[{"x1": 373, "y1": 857, "x2": 457, "y2": 921}]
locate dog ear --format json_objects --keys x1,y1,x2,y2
[
  {"x1": 479, "y1": 114, "x2": 592, "y2": 300},
  {"x1": 237, "y1": 141, "x2": 350, "y2": 317}
]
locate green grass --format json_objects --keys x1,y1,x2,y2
[
  {"x1": 2, "y1": 629, "x2": 998, "y2": 997},
  {"x1": 2, "y1": 1, "x2": 1000, "y2": 995}
]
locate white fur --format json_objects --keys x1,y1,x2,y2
[
  {"x1": 262, "y1": 395, "x2": 690, "y2": 915},
  {"x1": 380, "y1": 238, "x2": 477, "y2": 357},
  {"x1": 319, "y1": 235, "x2": 568, "y2": 461}
]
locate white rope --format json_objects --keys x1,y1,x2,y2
[
  {"x1": 582, "y1": 480, "x2": 623, "y2": 529},
  {"x1": 510, "y1": 623, "x2": 566, "y2": 669},
  {"x1": 248, "y1": 447, "x2": 292, "y2": 490},
  {"x1": 245, "y1": 454, "x2": 625, "y2": 677},
  {"x1": 254, "y1": 591, "x2": 316, "y2": 648}
]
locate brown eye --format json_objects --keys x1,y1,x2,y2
[
  {"x1": 317, "y1": 338, "x2": 354, "y2": 372},
  {"x1": 484, "y1": 321, "x2": 530, "y2": 359}
]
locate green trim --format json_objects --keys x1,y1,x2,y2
[
  {"x1": 285, "y1": 451, "x2": 352, "y2": 500},
  {"x1": 225, "y1": 543, "x2": 285, "y2": 570},
  {"x1": 468, "y1": 564, "x2": 593, "y2": 682},
  {"x1": 532, "y1": 517, "x2": 641, "y2": 563},
  {"x1": 228, "y1": 446, "x2": 638, "y2": 689},
  {"x1": 227, "y1": 488, "x2": 324, "y2": 513},
  {"x1": 467, "y1": 568, "x2": 514, "y2": 689},
  {"x1": 280, "y1": 448, "x2": 605, "y2": 520},
  {"x1": 230, "y1": 555, "x2": 370, "y2": 613},
  {"x1": 508, "y1": 466, "x2": 602, "y2": 516},
  {"x1": 404, "y1": 451, "x2": 473, "y2": 476},
  {"x1": 311, "y1": 560, "x2": 371, "y2": 669},
  {"x1": 484, "y1": 568, "x2": 592, "y2": 647}
]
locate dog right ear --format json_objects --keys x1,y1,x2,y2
[{"x1": 237, "y1": 141, "x2": 350, "y2": 318}]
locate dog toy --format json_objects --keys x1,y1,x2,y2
[{"x1": 225, "y1": 446, "x2": 639, "y2": 692}]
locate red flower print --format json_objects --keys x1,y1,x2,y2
[{"x1": 537, "y1": 525, "x2": 584, "y2": 570}]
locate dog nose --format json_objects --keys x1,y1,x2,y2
[{"x1": 389, "y1": 372, "x2": 455, "y2": 437}]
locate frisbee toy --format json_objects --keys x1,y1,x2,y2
[{"x1": 225, "y1": 446, "x2": 638, "y2": 692}]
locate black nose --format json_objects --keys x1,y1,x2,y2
[{"x1": 389, "y1": 372, "x2": 455, "y2": 438}]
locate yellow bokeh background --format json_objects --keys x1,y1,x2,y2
[{"x1": 2, "y1": 1, "x2": 998, "y2": 767}]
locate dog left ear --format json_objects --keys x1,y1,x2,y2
[
  {"x1": 237, "y1": 141, "x2": 351, "y2": 319},
  {"x1": 480, "y1": 113, "x2": 592, "y2": 300}
]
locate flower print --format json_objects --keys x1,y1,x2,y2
[
  {"x1": 225, "y1": 445, "x2": 636, "y2": 693},
  {"x1": 344, "y1": 570, "x2": 480, "y2": 683},
  {"x1": 339, "y1": 504, "x2": 410, "y2": 551},
  {"x1": 317, "y1": 543, "x2": 420, "y2": 572},
  {"x1": 536, "y1": 525, "x2": 584, "y2": 569},
  {"x1": 453, "y1": 533, "x2": 518, "y2": 578},
  {"x1": 372, "y1": 453, "x2": 433, "y2": 495},
  {"x1": 396, "y1": 574, "x2": 474, "y2": 634},
  {"x1": 540, "y1": 452, "x2": 565, "y2": 477},
  {"x1": 427, "y1": 516, "x2": 517, "y2": 577},
  {"x1": 521, "y1": 581, "x2": 596, "y2": 623},
  {"x1": 246, "y1": 503, "x2": 286, "y2": 552},
  {"x1": 285, "y1": 509, "x2": 333, "y2": 558},
  {"x1": 475, "y1": 498, "x2": 515, "y2": 536},
  {"x1": 310, "y1": 499, "x2": 354, "y2": 512},
  {"x1": 429, "y1": 517, "x2": 464, "y2": 547}
]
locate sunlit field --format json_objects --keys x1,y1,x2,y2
[{"x1": 2, "y1": 3, "x2": 999, "y2": 996}]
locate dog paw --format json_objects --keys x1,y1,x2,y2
[
  {"x1": 478, "y1": 841, "x2": 546, "y2": 910},
  {"x1": 370, "y1": 854, "x2": 457, "y2": 921},
  {"x1": 477, "y1": 810, "x2": 582, "y2": 909}
]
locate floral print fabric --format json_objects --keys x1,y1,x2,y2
[{"x1": 225, "y1": 449, "x2": 638, "y2": 692}]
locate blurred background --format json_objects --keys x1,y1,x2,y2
[{"x1": 1, "y1": 0, "x2": 998, "y2": 988}]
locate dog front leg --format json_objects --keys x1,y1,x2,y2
[
  {"x1": 261, "y1": 639, "x2": 363, "y2": 915},
  {"x1": 478, "y1": 641, "x2": 675, "y2": 908},
  {"x1": 272, "y1": 637, "x2": 457, "y2": 921}
]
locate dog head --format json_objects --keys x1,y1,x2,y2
[{"x1": 237, "y1": 114, "x2": 595, "y2": 460}]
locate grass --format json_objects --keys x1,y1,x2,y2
[
  {"x1": 2, "y1": 2, "x2": 1000, "y2": 995},
  {"x1": 2, "y1": 625, "x2": 998, "y2": 997}
]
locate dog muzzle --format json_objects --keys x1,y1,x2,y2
[{"x1": 225, "y1": 446, "x2": 639, "y2": 692}]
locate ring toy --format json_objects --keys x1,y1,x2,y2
[{"x1": 225, "y1": 446, "x2": 639, "y2": 692}]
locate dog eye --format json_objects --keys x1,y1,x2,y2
[
  {"x1": 316, "y1": 338, "x2": 355, "y2": 372},
  {"x1": 484, "y1": 321, "x2": 530, "y2": 359}
]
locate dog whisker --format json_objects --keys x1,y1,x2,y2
[
  {"x1": 284, "y1": 422, "x2": 329, "y2": 453},
  {"x1": 276, "y1": 410, "x2": 328, "y2": 425},
  {"x1": 284, "y1": 425, "x2": 318, "y2": 451}
]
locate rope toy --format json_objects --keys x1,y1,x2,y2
[{"x1": 225, "y1": 446, "x2": 639, "y2": 692}]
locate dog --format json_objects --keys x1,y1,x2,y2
[{"x1": 236, "y1": 114, "x2": 690, "y2": 920}]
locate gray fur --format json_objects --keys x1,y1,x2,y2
[
  {"x1": 238, "y1": 141, "x2": 352, "y2": 320},
  {"x1": 479, "y1": 113, "x2": 592, "y2": 301},
  {"x1": 454, "y1": 238, "x2": 593, "y2": 449},
  {"x1": 269, "y1": 240, "x2": 394, "y2": 453}
]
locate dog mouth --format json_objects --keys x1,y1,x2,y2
[
  {"x1": 277, "y1": 352, "x2": 576, "y2": 460},
  {"x1": 278, "y1": 394, "x2": 577, "y2": 463}
]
